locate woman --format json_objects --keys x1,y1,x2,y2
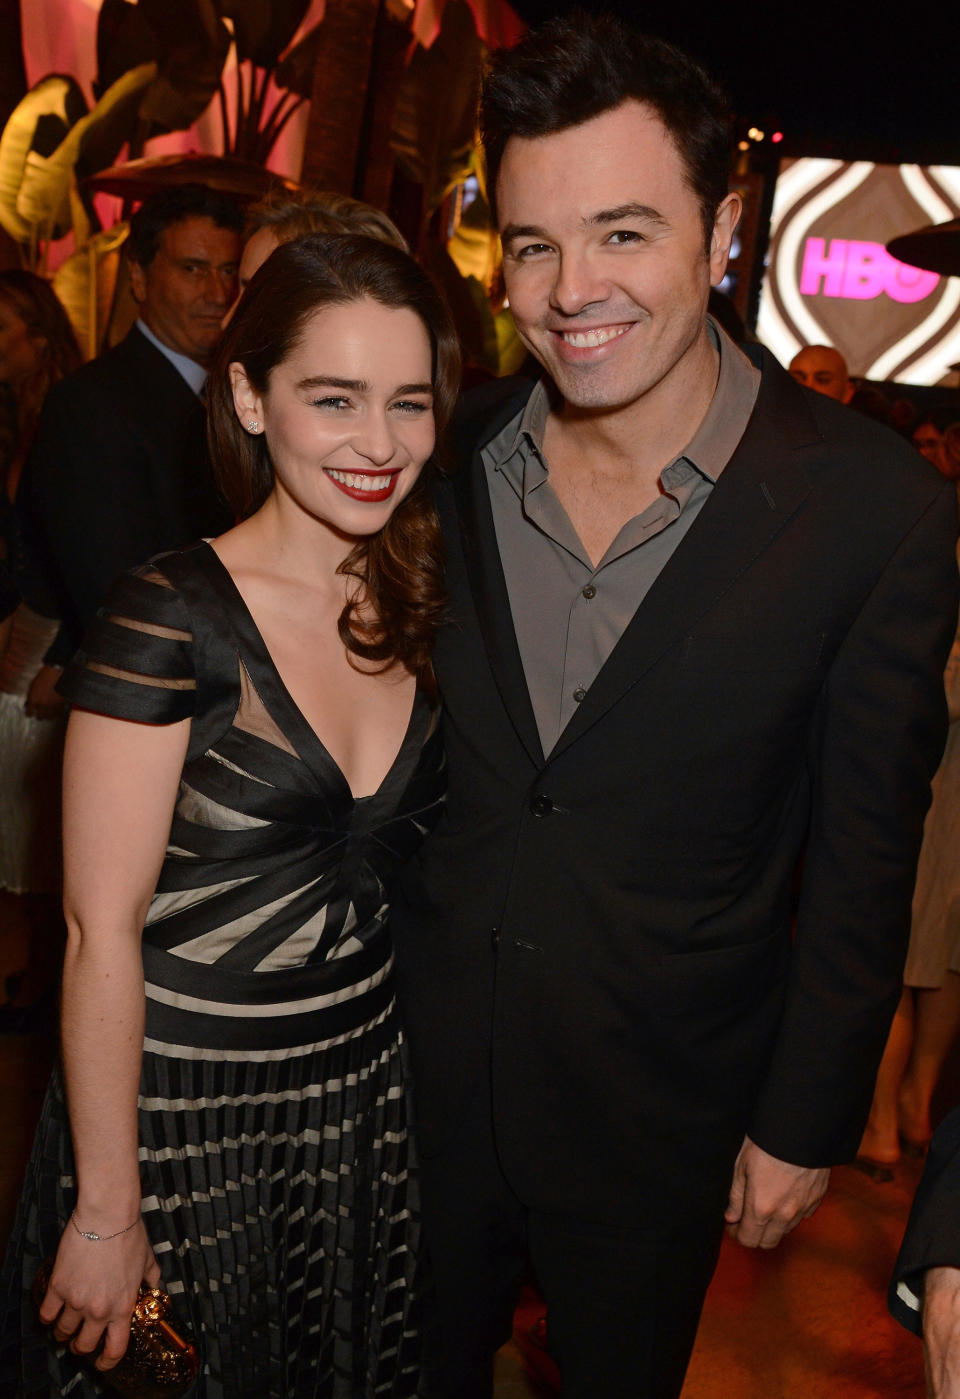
[
  {"x1": 0, "y1": 270, "x2": 81, "y2": 1012},
  {"x1": 0, "y1": 233, "x2": 460, "y2": 1396},
  {"x1": 231, "y1": 186, "x2": 407, "y2": 313}
]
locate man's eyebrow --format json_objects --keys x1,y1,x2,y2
[
  {"x1": 500, "y1": 205, "x2": 668, "y2": 245},
  {"x1": 588, "y1": 203, "x2": 668, "y2": 228},
  {"x1": 500, "y1": 223, "x2": 550, "y2": 245}
]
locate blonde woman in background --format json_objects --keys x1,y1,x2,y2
[{"x1": 224, "y1": 187, "x2": 408, "y2": 326}]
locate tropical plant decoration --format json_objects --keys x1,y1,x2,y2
[
  {"x1": 52, "y1": 222, "x2": 133, "y2": 361},
  {"x1": 390, "y1": 0, "x2": 481, "y2": 237},
  {"x1": 0, "y1": 0, "x2": 323, "y2": 271},
  {"x1": 97, "y1": 0, "x2": 323, "y2": 165},
  {"x1": 0, "y1": 65, "x2": 155, "y2": 272}
]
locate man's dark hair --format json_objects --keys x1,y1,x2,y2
[
  {"x1": 126, "y1": 184, "x2": 243, "y2": 268},
  {"x1": 480, "y1": 13, "x2": 731, "y2": 251}
]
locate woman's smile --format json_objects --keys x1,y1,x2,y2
[{"x1": 323, "y1": 466, "x2": 404, "y2": 501}]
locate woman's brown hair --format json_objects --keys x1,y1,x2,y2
[
  {"x1": 0, "y1": 270, "x2": 82, "y2": 481},
  {"x1": 207, "y1": 232, "x2": 461, "y2": 681}
]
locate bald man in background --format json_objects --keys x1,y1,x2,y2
[{"x1": 789, "y1": 344, "x2": 854, "y2": 403}]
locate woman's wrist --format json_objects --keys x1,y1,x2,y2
[{"x1": 73, "y1": 1185, "x2": 143, "y2": 1229}]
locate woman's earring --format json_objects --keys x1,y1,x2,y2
[{"x1": 247, "y1": 420, "x2": 261, "y2": 433}]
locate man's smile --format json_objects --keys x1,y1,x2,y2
[{"x1": 554, "y1": 324, "x2": 633, "y2": 348}]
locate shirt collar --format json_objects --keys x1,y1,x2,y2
[
  {"x1": 136, "y1": 319, "x2": 208, "y2": 398},
  {"x1": 678, "y1": 319, "x2": 760, "y2": 483}
]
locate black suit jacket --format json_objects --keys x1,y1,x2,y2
[
  {"x1": 20, "y1": 325, "x2": 231, "y2": 641},
  {"x1": 891, "y1": 1105, "x2": 960, "y2": 1333},
  {"x1": 393, "y1": 348, "x2": 959, "y2": 1224}
]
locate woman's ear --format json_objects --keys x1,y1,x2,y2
[{"x1": 229, "y1": 362, "x2": 264, "y2": 435}]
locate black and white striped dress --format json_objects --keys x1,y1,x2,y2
[{"x1": 0, "y1": 542, "x2": 445, "y2": 1398}]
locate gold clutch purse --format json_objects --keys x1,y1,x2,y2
[{"x1": 33, "y1": 1259, "x2": 199, "y2": 1398}]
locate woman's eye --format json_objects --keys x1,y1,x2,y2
[
  {"x1": 392, "y1": 400, "x2": 431, "y2": 415},
  {"x1": 312, "y1": 396, "x2": 351, "y2": 411}
]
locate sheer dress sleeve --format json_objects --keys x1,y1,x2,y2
[{"x1": 58, "y1": 561, "x2": 196, "y2": 724}]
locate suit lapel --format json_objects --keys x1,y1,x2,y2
[
  {"x1": 112, "y1": 327, "x2": 214, "y2": 527},
  {"x1": 114, "y1": 328, "x2": 205, "y2": 448},
  {"x1": 449, "y1": 383, "x2": 545, "y2": 768},
  {"x1": 550, "y1": 353, "x2": 820, "y2": 761}
]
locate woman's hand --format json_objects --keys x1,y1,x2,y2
[{"x1": 38, "y1": 1217, "x2": 161, "y2": 1371}]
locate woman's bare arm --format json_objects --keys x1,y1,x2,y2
[{"x1": 39, "y1": 707, "x2": 189, "y2": 1370}]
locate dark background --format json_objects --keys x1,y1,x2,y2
[{"x1": 505, "y1": 0, "x2": 960, "y2": 167}]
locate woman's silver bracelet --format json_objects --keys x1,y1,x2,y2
[{"x1": 70, "y1": 1211, "x2": 140, "y2": 1242}]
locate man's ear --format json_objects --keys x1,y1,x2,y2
[
  {"x1": 229, "y1": 362, "x2": 264, "y2": 432},
  {"x1": 128, "y1": 259, "x2": 147, "y2": 306},
  {"x1": 709, "y1": 192, "x2": 742, "y2": 285}
]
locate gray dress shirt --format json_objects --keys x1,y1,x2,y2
[{"x1": 482, "y1": 322, "x2": 761, "y2": 753}]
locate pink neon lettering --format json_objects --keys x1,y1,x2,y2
[
  {"x1": 841, "y1": 241, "x2": 887, "y2": 299},
  {"x1": 799, "y1": 238, "x2": 846, "y2": 297},
  {"x1": 885, "y1": 258, "x2": 940, "y2": 304},
  {"x1": 799, "y1": 238, "x2": 939, "y2": 303}
]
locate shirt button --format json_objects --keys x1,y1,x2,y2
[
  {"x1": 582, "y1": 584, "x2": 597, "y2": 600},
  {"x1": 573, "y1": 688, "x2": 586, "y2": 703},
  {"x1": 530, "y1": 793, "x2": 554, "y2": 817}
]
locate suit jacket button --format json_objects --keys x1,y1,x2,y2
[{"x1": 530, "y1": 793, "x2": 553, "y2": 817}]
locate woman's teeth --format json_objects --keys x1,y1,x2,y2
[{"x1": 326, "y1": 469, "x2": 394, "y2": 492}]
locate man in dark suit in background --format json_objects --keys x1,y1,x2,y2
[
  {"x1": 892, "y1": 1107, "x2": 960, "y2": 1397},
  {"x1": 390, "y1": 16, "x2": 960, "y2": 1399},
  {"x1": 22, "y1": 184, "x2": 240, "y2": 644}
]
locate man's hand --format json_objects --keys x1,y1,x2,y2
[
  {"x1": 24, "y1": 664, "x2": 66, "y2": 720},
  {"x1": 924, "y1": 1267, "x2": 960, "y2": 1397},
  {"x1": 724, "y1": 1135, "x2": 830, "y2": 1249}
]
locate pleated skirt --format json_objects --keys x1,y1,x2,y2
[{"x1": 0, "y1": 998, "x2": 429, "y2": 1398}]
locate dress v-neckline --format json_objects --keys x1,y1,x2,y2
[{"x1": 198, "y1": 541, "x2": 422, "y2": 804}]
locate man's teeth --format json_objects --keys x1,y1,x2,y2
[
  {"x1": 561, "y1": 325, "x2": 630, "y2": 348},
  {"x1": 327, "y1": 470, "x2": 392, "y2": 491}
]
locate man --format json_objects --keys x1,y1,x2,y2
[
  {"x1": 21, "y1": 184, "x2": 241, "y2": 641},
  {"x1": 788, "y1": 342, "x2": 854, "y2": 402},
  {"x1": 914, "y1": 409, "x2": 960, "y2": 480},
  {"x1": 391, "y1": 16, "x2": 959, "y2": 1399},
  {"x1": 892, "y1": 1106, "x2": 960, "y2": 1397}
]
